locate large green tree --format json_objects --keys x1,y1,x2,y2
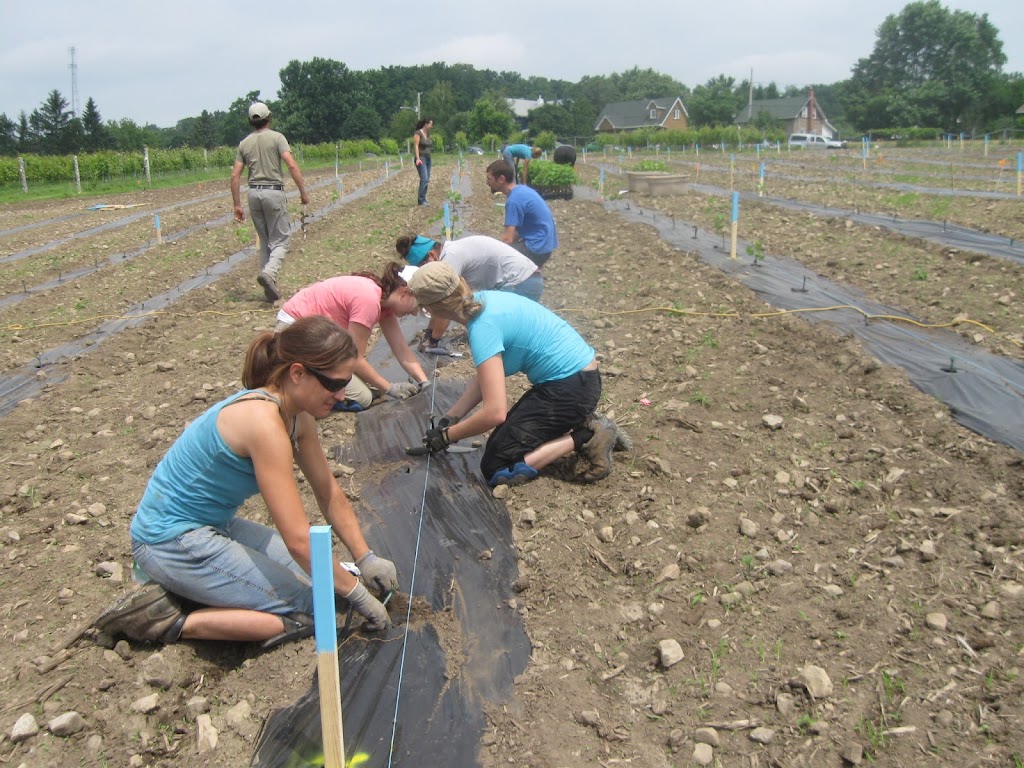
[
  {"x1": 843, "y1": 0, "x2": 1006, "y2": 131},
  {"x1": 341, "y1": 105, "x2": 383, "y2": 140},
  {"x1": 687, "y1": 75, "x2": 743, "y2": 126},
  {"x1": 80, "y1": 97, "x2": 109, "y2": 151},
  {"x1": 275, "y1": 58, "x2": 357, "y2": 143},
  {"x1": 528, "y1": 103, "x2": 574, "y2": 138},
  {"x1": 466, "y1": 93, "x2": 515, "y2": 142},
  {"x1": 0, "y1": 113, "x2": 16, "y2": 155},
  {"x1": 30, "y1": 90, "x2": 81, "y2": 153}
]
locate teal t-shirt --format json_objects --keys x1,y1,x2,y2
[
  {"x1": 130, "y1": 390, "x2": 270, "y2": 543},
  {"x1": 467, "y1": 291, "x2": 593, "y2": 384},
  {"x1": 504, "y1": 144, "x2": 533, "y2": 160}
]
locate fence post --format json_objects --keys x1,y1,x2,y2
[
  {"x1": 73, "y1": 155, "x2": 82, "y2": 194},
  {"x1": 18, "y1": 157, "x2": 28, "y2": 193},
  {"x1": 143, "y1": 146, "x2": 151, "y2": 185}
]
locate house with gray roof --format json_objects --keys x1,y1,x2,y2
[
  {"x1": 594, "y1": 97, "x2": 689, "y2": 133},
  {"x1": 734, "y1": 91, "x2": 837, "y2": 138}
]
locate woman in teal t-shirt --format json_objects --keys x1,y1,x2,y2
[{"x1": 94, "y1": 317, "x2": 398, "y2": 648}]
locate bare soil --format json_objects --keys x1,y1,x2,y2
[{"x1": 1, "y1": 151, "x2": 1022, "y2": 768}]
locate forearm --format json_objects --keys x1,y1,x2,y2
[
  {"x1": 353, "y1": 357, "x2": 390, "y2": 392},
  {"x1": 230, "y1": 175, "x2": 242, "y2": 208}
]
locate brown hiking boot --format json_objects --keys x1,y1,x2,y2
[
  {"x1": 257, "y1": 271, "x2": 280, "y2": 302},
  {"x1": 580, "y1": 422, "x2": 617, "y2": 483},
  {"x1": 260, "y1": 612, "x2": 315, "y2": 650},
  {"x1": 587, "y1": 413, "x2": 633, "y2": 452},
  {"x1": 94, "y1": 583, "x2": 186, "y2": 643}
]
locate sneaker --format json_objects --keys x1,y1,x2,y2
[
  {"x1": 260, "y1": 612, "x2": 315, "y2": 650},
  {"x1": 580, "y1": 422, "x2": 617, "y2": 483},
  {"x1": 257, "y1": 272, "x2": 280, "y2": 302},
  {"x1": 332, "y1": 398, "x2": 365, "y2": 412},
  {"x1": 488, "y1": 462, "x2": 539, "y2": 488},
  {"x1": 94, "y1": 583, "x2": 186, "y2": 643},
  {"x1": 588, "y1": 413, "x2": 633, "y2": 452}
]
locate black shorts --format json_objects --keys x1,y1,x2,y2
[{"x1": 480, "y1": 369, "x2": 601, "y2": 479}]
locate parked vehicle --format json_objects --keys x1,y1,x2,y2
[
  {"x1": 466, "y1": 146, "x2": 485, "y2": 155},
  {"x1": 788, "y1": 133, "x2": 847, "y2": 149}
]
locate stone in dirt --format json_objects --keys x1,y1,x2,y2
[
  {"x1": 196, "y1": 713, "x2": 218, "y2": 752},
  {"x1": 10, "y1": 712, "x2": 39, "y2": 742},
  {"x1": 797, "y1": 665, "x2": 833, "y2": 698},
  {"x1": 658, "y1": 638, "x2": 684, "y2": 668},
  {"x1": 694, "y1": 727, "x2": 720, "y2": 747},
  {"x1": 692, "y1": 742, "x2": 714, "y2": 765},
  {"x1": 47, "y1": 711, "x2": 85, "y2": 736},
  {"x1": 749, "y1": 727, "x2": 775, "y2": 743}
]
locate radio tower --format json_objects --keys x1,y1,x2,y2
[{"x1": 68, "y1": 46, "x2": 80, "y2": 117}]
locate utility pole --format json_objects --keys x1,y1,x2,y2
[{"x1": 68, "y1": 46, "x2": 80, "y2": 117}]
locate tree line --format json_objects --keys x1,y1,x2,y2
[{"x1": 2, "y1": 1, "x2": 1022, "y2": 159}]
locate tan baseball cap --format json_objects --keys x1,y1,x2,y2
[
  {"x1": 248, "y1": 102, "x2": 271, "y2": 122},
  {"x1": 407, "y1": 261, "x2": 459, "y2": 306}
]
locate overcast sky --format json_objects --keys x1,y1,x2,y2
[{"x1": 2, "y1": 1, "x2": 1021, "y2": 128}]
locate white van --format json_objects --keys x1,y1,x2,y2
[{"x1": 788, "y1": 133, "x2": 847, "y2": 149}]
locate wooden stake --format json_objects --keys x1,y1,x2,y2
[{"x1": 311, "y1": 526, "x2": 346, "y2": 768}]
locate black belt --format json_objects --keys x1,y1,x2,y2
[{"x1": 249, "y1": 184, "x2": 284, "y2": 190}]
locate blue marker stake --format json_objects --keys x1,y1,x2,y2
[
  {"x1": 154, "y1": 215, "x2": 162, "y2": 245},
  {"x1": 730, "y1": 191, "x2": 739, "y2": 260},
  {"x1": 1018, "y1": 150, "x2": 1023, "y2": 198},
  {"x1": 443, "y1": 201, "x2": 451, "y2": 240},
  {"x1": 310, "y1": 526, "x2": 346, "y2": 768},
  {"x1": 599, "y1": 167, "x2": 605, "y2": 197},
  {"x1": 759, "y1": 161, "x2": 766, "y2": 197}
]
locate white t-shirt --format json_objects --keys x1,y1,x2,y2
[{"x1": 439, "y1": 235, "x2": 538, "y2": 291}]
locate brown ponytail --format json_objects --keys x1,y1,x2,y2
[{"x1": 243, "y1": 316, "x2": 357, "y2": 389}]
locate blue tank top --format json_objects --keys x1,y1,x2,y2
[{"x1": 130, "y1": 390, "x2": 284, "y2": 543}]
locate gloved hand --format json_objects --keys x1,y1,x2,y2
[
  {"x1": 387, "y1": 381, "x2": 419, "y2": 400},
  {"x1": 423, "y1": 425, "x2": 450, "y2": 454},
  {"x1": 344, "y1": 582, "x2": 391, "y2": 631},
  {"x1": 416, "y1": 379, "x2": 431, "y2": 393},
  {"x1": 437, "y1": 415, "x2": 460, "y2": 429},
  {"x1": 356, "y1": 550, "x2": 399, "y2": 593}
]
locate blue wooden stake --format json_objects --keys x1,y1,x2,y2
[
  {"x1": 730, "y1": 191, "x2": 739, "y2": 260},
  {"x1": 154, "y1": 215, "x2": 162, "y2": 245},
  {"x1": 311, "y1": 526, "x2": 346, "y2": 768},
  {"x1": 443, "y1": 201, "x2": 451, "y2": 240}
]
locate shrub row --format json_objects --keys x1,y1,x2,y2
[{"x1": 0, "y1": 139, "x2": 402, "y2": 186}]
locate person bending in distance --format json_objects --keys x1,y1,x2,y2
[
  {"x1": 395, "y1": 232, "x2": 543, "y2": 352},
  {"x1": 276, "y1": 262, "x2": 431, "y2": 411},
  {"x1": 95, "y1": 317, "x2": 397, "y2": 648}
]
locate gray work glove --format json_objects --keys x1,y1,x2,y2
[
  {"x1": 356, "y1": 550, "x2": 399, "y2": 593},
  {"x1": 416, "y1": 379, "x2": 432, "y2": 393},
  {"x1": 437, "y1": 415, "x2": 460, "y2": 430},
  {"x1": 387, "y1": 381, "x2": 420, "y2": 400},
  {"x1": 344, "y1": 582, "x2": 391, "y2": 631}
]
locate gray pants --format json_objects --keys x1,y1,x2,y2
[{"x1": 248, "y1": 188, "x2": 290, "y2": 279}]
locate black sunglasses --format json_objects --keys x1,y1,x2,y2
[{"x1": 303, "y1": 365, "x2": 350, "y2": 393}]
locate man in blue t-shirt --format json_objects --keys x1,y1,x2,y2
[{"x1": 485, "y1": 159, "x2": 558, "y2": 268}]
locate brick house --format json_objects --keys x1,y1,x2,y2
[{"x1": 594, "y1": 97, "x2": 689, "y2": 133}]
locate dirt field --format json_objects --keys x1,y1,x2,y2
[{"x1": 0, "y1": 149, "x2": 1022, "y2": 768}]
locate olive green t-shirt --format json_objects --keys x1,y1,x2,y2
[{"x1": 235, "y1": 129, "x2": 290, "y2": 185}]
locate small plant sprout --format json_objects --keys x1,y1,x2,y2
[
  {"x1": 912, "y1": 266, "x2": 927, "y2": 280},
  {"x1": 882, "y1": 670, "x2": 906, "y2": 702},
  {"x1": 746, "y1": 239, "x2": 765, "y2": 266}
]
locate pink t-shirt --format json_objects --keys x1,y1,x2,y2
[{"x1": 281, "y1": 276, "x2": 388, "y2": 330}]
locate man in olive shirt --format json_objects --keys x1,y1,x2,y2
[{"x1": 230, "y1": 102, "x2": 309, "y2": 302}]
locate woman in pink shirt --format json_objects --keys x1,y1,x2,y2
[{"x1": 277, "y1": 262, "x2": 430, "y2": 410}]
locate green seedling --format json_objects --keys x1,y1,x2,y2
[
  {"x1": 235, "y1": 226, "x2": 251, "y2": 245},
  {"x1": 882, "y1": 670, "x2": 906, "y2": 702},
  {"x1": 690, "y1": 391, "x2": 710, "y2": 407},
  {"x1": 746, "y1": 239, "x2": 765, "y2": 266},
  {"x1": 912, "y1": 267, "x2": 927, "y2": 280}
]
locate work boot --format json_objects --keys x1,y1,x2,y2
[
  {"x1": 94, "y1": 583, "x2": 186, "y2": 643},
  {"x1": 587, "y1": 413, "x2": 633, "y2": 452},
  {"x1": 257, "y1": 272, "x2": 280, "y2": 302},
  {"x1": 260, "y1": 612, "x2": 315, "y2": 650},
  {"x1": 580, "y1": 422, "x2": 617, "y2": 483},
  {"x1": 488, "y1": 461, "x2": 539, "y2": 488}
]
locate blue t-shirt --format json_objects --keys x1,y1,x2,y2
[
  {"x1": 130, "y1": 390, "x2": 271, "y2": 544},
  {"x1": 467, "y1": 291, "x2": 593, "y2": 384},
  {"x1": 503, "y1": 144, "x2": 534, "y2": 160},
  {"x1": 505, "y1": 184, "x2": 557, "y2": 255}
]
